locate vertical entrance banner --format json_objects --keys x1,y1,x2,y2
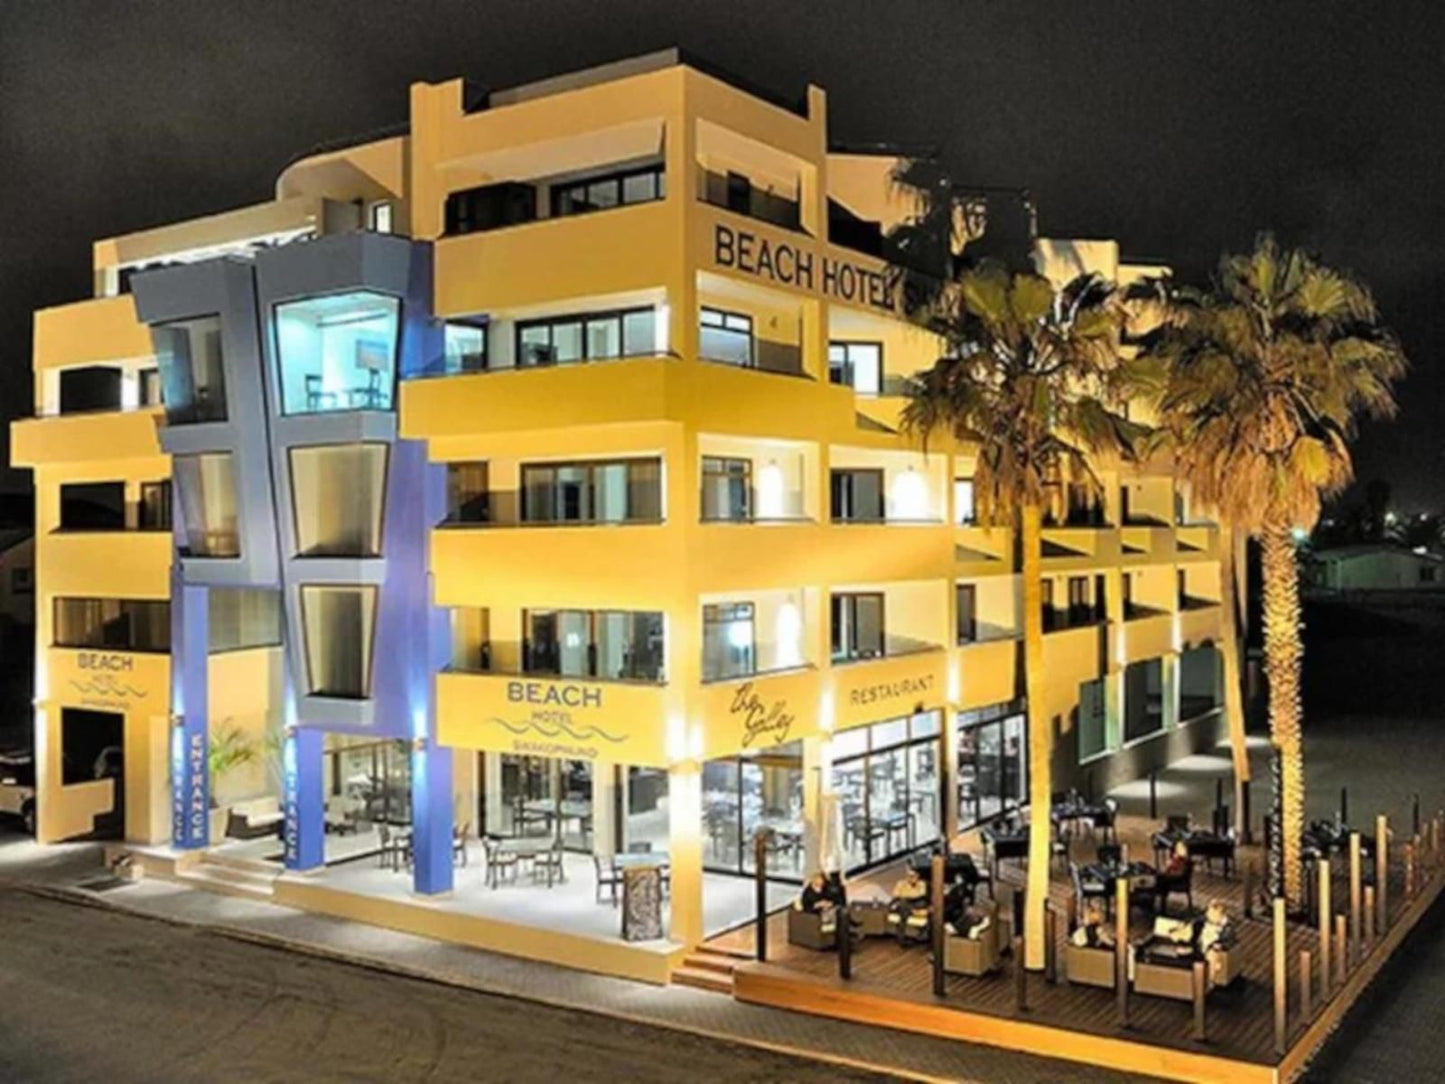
[
  {"x1": 169, "y1": 575, "x2": 209, "y2": 849},
  {"x1": 283, "y1": 726, "x2": 324, "y2": 870}
]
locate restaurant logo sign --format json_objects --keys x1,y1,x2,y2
[
  {"x1": 847, "y1": 673, "x2": 936, "y2": 711},
  {"x1": 488, "y1": 680, "x2": 624, "y2": 760},
  {"x1": 65, "y1": 653, "x2": 147, "y2": 712},
  {"x1": 731, "y1": 681, "x2": 796, "y2": 748},
  {"x1": 713, "y1": 223, "x2": 895, "y2": 312}
]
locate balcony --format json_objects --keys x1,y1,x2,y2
[
  {"x1": 955, "y1": 638, "x2": 1019, "y2": 711},
  {"x1": 436, "y1": 669, "x2": 672, "y2": 766},
  {"x1": 1120, "y1": 524, "x2": 1175, "y2": 563},
  {"x1": 1176, "y1": 524, "x2": 1219, "y2": 560},
  {"x1": 1121, "y1": 609, "x2": 1176, "y2": 664},
  {"x1": 955, "y1": 525, "x2": 1012, "y2": 573},
  {"x1": 33, "y1": 295, "x2": 152, "y2": 371},
  {"x1": 698, "y1": 168, "x2": 804, "y2": 233},
  {"x1": 1178, "y1": 602, "x2": 1222, "y2": 650},
  {"x1": 11, "y1": 406, "x2": 165, "y2": 467},
  {"x1": 41, "y1": 530, "x2": 172, "y2": 599},
  {"x1": 1041, "y1": 525, "x2": 1119, "y2": 569}
]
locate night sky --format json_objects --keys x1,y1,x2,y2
[{"x1": 2, "y1": 1, "x2": 1441, "y2": 507}]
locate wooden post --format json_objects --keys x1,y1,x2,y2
[
  {"x1": 753, "y1": 831, "x2": 769, "y2": 961},
  {"x1": 931, "y1": 854, "x2": 946, "y2": 997},
  {"x1": 838, "y1": 901, "x2": 852, "y2": 981},
  {"x1": 1363, "y1": 885, "x2": 1376, "y2": 954},
  {"x1": 1241, "y1": 779, "x2": 1253, "y2": 845},
  {"x1": 1376, "y1": 814, "x2": 1388, "y2": 932},
  {"x1": 1115, "y1": 877, "x2": 1129, "y2": 1028},
  {"x1": 1243, "y1": 859, "x2": 1255, "y2": 921},
  {"x1": 1349, "y1": 832, "x2": 1362, "y2": 957},
  {"x1": 1413, "y1": 793, "x2": 1421, "y2": 839},
  {"x1": 1013, "y1": 936, "x2": 1027, "y2": 1012},
  {"x1": 1300, "y1": 949, "x2": 1313, "y2": 1020},
  {"x1": 1192, "y1": 959, "x2": 1207, "y2": 1042},
  {"x1": 1406, "y1": 841, "x2": 1417, "y2": 899},
  {"x1": 1317, "y1": 858, "x2": 1331, "y2": 998},
  {"x1": 1066, "y1": 890, "x2": 1078, "y2": 934},
  {"x1": 1045, "y1": 904, "x2": 1058, "y2": 984},
  {"x1": 1273, "y1": 897, "x2": 1287, "y2": 1056},
  {"x1": 1334, "y1": 914, "x2": 1348, "y2": 986},
  {"x1": 1149, "y1": 771, "x2": 1158, "y2": 820}
]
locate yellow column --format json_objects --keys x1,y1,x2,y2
[
  {"x1": 668, "y1": 761, "x2": 704, "y2": 946},
  {"x1": 802, "y1": 735, "x2": 825, "y2": 875}
]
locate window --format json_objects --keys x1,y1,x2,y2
[
  {"x1": 699, "y1": 307, "x2": 753, "y2": 366},
  {"x1": 153, "y1": 315, "x2": 226, "y2": 424},
  {"x1": 1180, "y1": 646, "x2": 1222, "y2": 721},
  {"x1": 139, "y1": 481, "x2": 172, "y2": 531},
  {"x1": 831, "y1": 712, "x2": 942, "y2": 871},
  {"x1": 699, "y1": 169, "x2": 802, "y2": 231},
  {"x1": 445, "y1": 181, "x2": 536, "y2": 235},
  {"x1": 447, "y1": 462, "x2": 489, "y2": 523},
  {"x1": 551, "y1": 164, "x2": 665, "y2": 217},
  {"x1": 1077, "y1": 678, "x2": 1108, "y2": 762},
  {"x1": 59, "y1": 482, "x2": 125, "y2": 531},
  {"x1": 209, "y1": 588, "x2": 283, "y2": 652},
  {"x1": 954, "y1": 478, "x2": 976, "y2": 525},
  {"x1": 831, "y1": 592, "x2": 884, "y2": 661},
  {"x1": 289, "y1": 443, "x2": 388, "y2": 557},
  {"x1": 369, "y1": 201, "x2": 395, "y2": 233},
  {"x1": 138, "y1": 367, "x2": 162, "y2": 406},
  {"x1": 703, "y1": 602, "x2": 755, "y2": 681},
  {"x1": 60, "y1": 709, "x2": 123, "y2": 787},
  {"x1": 827, "y1": 342, "x2": 882, "y2": 395},
  {"x1": 1041, "y1": 579, "x2": 1056, "y2": 631},
  {"x1": 451, "y1": 608, "x2": 491, "y2": 672},
  {"x1": 58, "y1": 366, "x2": 121, "y2": 414},
  {"x1": 830, "y1": 469, "x2": 885, "y2": 522},
  {"x1": 54, "y1": 597, "x2": 169, "y2": 653},
  {"x1": 701, "y1": 457, "x2": 752, "y2": 521},
  {"x1": 1067, "y1": 576, "x2": 1091, "y2": 627},
  {"x1": 300, "y1": 585, "x2": 378, "y2": 699},
  {"x1": 1124, "y1": 658, "x2": 1165, "y2": 742},
  {"x1": 516, "y1": 307, "x2": 655, "y2": 367},
  {"x1": 523, "y1": 609, "x2": 664, "y2": 682},
  {"x1": 956, "y1": 701, "x2": 1028, "y2": 830},
  {"x1": 520, "y1": 458, "x2": 662, "y2": 523},
  {"x1": 956, "y1": 584, "x2": 977, "y2": 644},
  {"x1": 443, "y1": 321, "x2": 487, "y2": 373},
  {"x1": 173, "y1": 452, "x2": 240, "y2": 558},
  {"x1": 702, "y1": 741, "x2": 805, "y2": 877},
  {"x1": 276, "y1": 292, "x2": 399, "y2": 415}
]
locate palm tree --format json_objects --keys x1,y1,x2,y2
[
  {"x1": 1141, "y1": 235, "x2": 1406, "y2": 907},
  {"x1": 891, "y1": 235, "x2": 1147, "y2": 967}
]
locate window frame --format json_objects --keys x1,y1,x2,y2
[
  {"x1": 287, "y1": 442, "x2": 391, "y2": 558},
  {"x1": 827, "y1": 340, "x2": 883, "y2": 395},
  {"x1": 699, "y1": 307, "x2": 755, "y2": 366},
  {"x1": 515, "y1": 306, "x2": 656, "y2": 368},
  {"x1": 299, "y1": 583, "x2": 381, "y2": 700},
  {"x1": 272, "y1": 290, "x2": 402, "y2": 417},
  {"x1": 549, "y1": 163, "x2": 666, "y2": 218},
  {"x1": 519, "y1": 456, "x2": 663, "y2": 525}
]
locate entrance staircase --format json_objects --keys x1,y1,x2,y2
[
  {"x1": 671, "y1": 945, "x2": 747, "y2": 994},
  {"x1": 176, "y1": 850, "x2": 281, "y2": 901}
]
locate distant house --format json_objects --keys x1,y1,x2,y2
[{"x1": 1309, "y1": 544, "x2": 1444, "y2": 591}]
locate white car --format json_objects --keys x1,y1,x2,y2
[{"x1": 0, "y1": 752, "x2": 36, "y2": 836}]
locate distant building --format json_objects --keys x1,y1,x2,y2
[
  {"x1": 0, "y1": 530, "x2": 34, "y2": 631},
  {"x1": 1309, "y1": 544, "x2": 1444, "y2": 591}
]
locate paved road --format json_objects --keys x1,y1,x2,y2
[{"x1": 0, "y1": 887, "x2": 902, "y2": 1084}]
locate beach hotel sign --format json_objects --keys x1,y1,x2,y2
[{"x1": 712, "y1": 222, "x2": 895, "y2": 312}]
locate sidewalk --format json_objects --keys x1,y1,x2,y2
[{"x1": 6, "y1": 839, "x2": 1151, "y2": 1084}]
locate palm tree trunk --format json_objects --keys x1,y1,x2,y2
[
  {"x1": 1021, "y1": 502, "x2": 1051, "y2": 970},
  {"x1": 1217, "y1": 520, "x2": 1251, "y2": 835},
  {"x1": 1260, "y1": 526, "x2": 1305, "y2": 908}
]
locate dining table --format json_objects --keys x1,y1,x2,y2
[{"x1": 981, "y1": 824, "x2": 1030, "y2": 881}]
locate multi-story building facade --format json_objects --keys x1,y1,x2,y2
[{"x1": 10, "y1": 50, "x2": 1234, "y2": 980}]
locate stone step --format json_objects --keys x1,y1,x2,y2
[
  {"x1": 179, "y1": 866, "x2": 275, "y2": 901},
  {"x1": 670, "y1": 964, "x2": 733, "y2": 994},
  {"x1": 203, "y1": 850, "x2": 281, "y2": 876},
  {"x1": 682, "y1": 953, "x2": 737, "y2": 976}
]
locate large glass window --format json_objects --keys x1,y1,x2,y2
[
  {"x1": 487, "y1": 755, "x2": 594, "y2": 852},
  {"x1": 209, "y1": 588, "x2": 283, "y2": 653},
  {"x1": 830, "y1": 469, "x2": 885, "y2": 523},
  {"x1": 153, "y1": 315, "x2": 226, "y2": 424},
  {"x1": 520, "y1": 458, "x2": 662, "y2": 523},
  {"x1": 1124, "y1": 658, "x2": 1166, "y2": 742},
  {"x1": 551, "y1": 163, "x2": 665, "y2": 217},
  {"x1": 702, "y1": 602, "x2": 755, "y2": 682},
  {"x1": 328, "y1": 737, "x2": 411, "y2": 827},
  {"x1": 300, "y1": 585, "x2": 378, "y2": 699},
  {"x1": 830, "y1": 592, "x2": 884, "y2": 662},
  {"x1": 956, "y1": 701, "x2": 1028, "y2": 830},
  {"x1": 827, "y1": 342, "x2": 882, "y2": 395},
  {"x1": 516, "y1": 307, "x2": 656, "y2": 367},
  {"x1": 832, "y1": 712, "x2": 941, "y2": 871},
  {"x1": 275, "y1": 291, "x2": 400, "y2": 415},
  {"x1": 701, "y1": 457, "x2": 752, "y2": 522},
  {"x1": 1078, "y1": 678, "x2": 1109, "y2": 762},
  {"x1": 443, "y1": 321, "x2": 487, "y2": 374},
  {"x1": 703, "y1": 741, "x2": 805, "y2": 880},
  {"x1": 699, "y1": 307, "x2": 753, "y2": 366},
  {"x1": 289, "y1": 443, "x2": 388, "y2": 557},
  {"x1": 58, "y1": 482, "x2": 125, "y2": 531},
  {"x1": 173, "y1": 452, "x2": 240, "y2": 558},
  {"x1": 54, "y1": 597, "x2": 169, "y2": 653},
  {"x1": 523, "y1": 609, "x2": 664, "y2": 683},
  {"x1": 623, "y1": 766, "x2": 670, "y2": 853},
  {"x1": 446, "y1": 462, "x2": 489, "y2": 523},
  {"x1": 1180, "y1": 646, "x2": 1222, "y2": 721}
]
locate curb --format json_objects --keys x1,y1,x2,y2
[{"x1": 18, "y1": 880, "x2": 949, "y2": 1084}]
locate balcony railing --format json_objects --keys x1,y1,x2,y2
[
  {"x1": 1042, "y1": 607, "x2": 1105, "y2": 633},
  {"x1": 831, "y1": 634, "x2": 940, "y2": 665},
  {"x1": 699, "y1": 169, "x2": 803, "y2": 233}
]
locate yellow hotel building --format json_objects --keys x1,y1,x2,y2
[{"x1": 10, "y1": 50, "x2": 1234, "y2": 981}]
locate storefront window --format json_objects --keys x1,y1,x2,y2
[
  {"x1": 486, "y1": 754, "x2": 594, "y2": 851},
  {"x1": 703, "y1": 742, "x2": 804, "y2": 881},
  {"x1": 624, "y1": 767, "x2": 669, "y2": 853},
  {"x1": 956, "y1": 700, "x2": 1028, "y2": 831},
  {"x1": 1179, "y1": 646, "x2": 1222, "y2": 721},
  {"x1": 328, "y1": 738, "x2": 411, "y2": 826},
  {"x1": 831, "y1": 713, "x2": 941, "y2": 872}
]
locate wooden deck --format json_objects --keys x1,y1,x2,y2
[{"x1": 707, "y1": 810, "x2": 1443, "y2": 1083}]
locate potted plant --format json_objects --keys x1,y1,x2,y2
[{"x1": 207, "y1": 723, "x2": 257, "y2": 842}]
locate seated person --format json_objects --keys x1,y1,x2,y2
[
  {"x1": 796, "y1": 871, "x2": 837, "y2": 915},
  {"x1": 1196, "y1": 899, "x2": 1235, "y2": 979},
  {"x1": 1070, "y1": 900, "x2": 1115, "y2": 949},
  {"x1": 942, "y1": 879, "x2": 975, "y2": 935},
  {"x1": 890, "y1": 868, "x2": 928, "y2": 910},
  {"x1": 954, "y1": 905, "x2": 992, "y2": 941},
  {"x1": 1161, "y1": 840, "x2": 1191, "y2": 878}
]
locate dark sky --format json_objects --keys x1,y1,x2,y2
[{"x1": 3, "y1": 1, "x2": 1442, "y2": 507}]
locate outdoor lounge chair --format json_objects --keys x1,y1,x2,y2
[
  {"x1": 1065, "y1": 942, "x2": 1116, "y2": 988},
  {"x1": 943, "y1": 912, "x2": 1001, "y2": 977},
  {"x1": 787, "y1": 905, "x2": 837, "y2": 950}
]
